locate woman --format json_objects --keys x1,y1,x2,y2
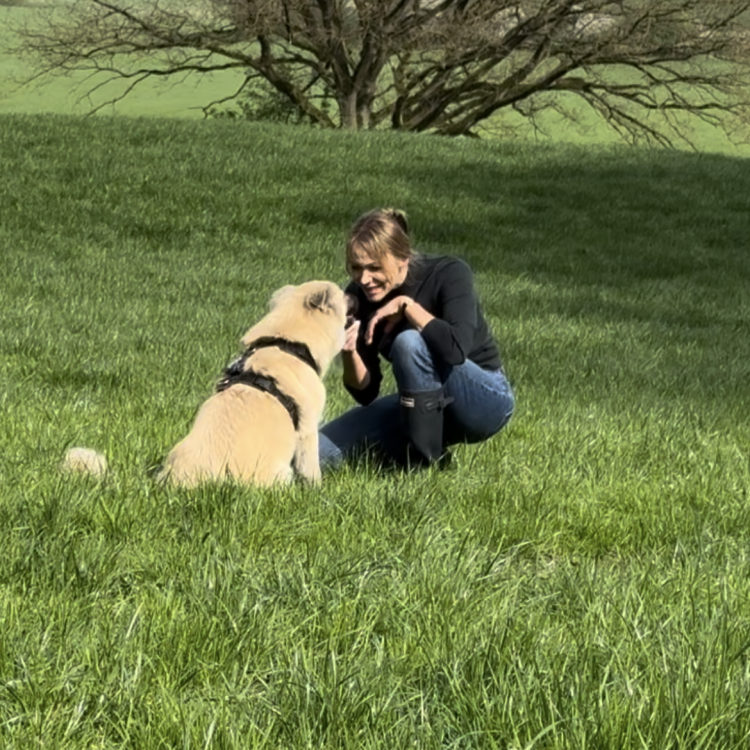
[{"x1": 319, "y1": 208, "x2": 514, "y2": 469}]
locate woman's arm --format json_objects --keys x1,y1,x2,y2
[
  {"x1": 364, "y1": 296, "x2": 435, "y2": 345},
  {"x1": 342, "y1": 322, "x2": 371, "y2": 390},
  {"x1": 418, "y1": 260, "x2": 477, "y2": 366},
  {"x1": 342, "y1": 351, "x2": 370, "y2": 390},
  {"x1": 402, "y1": 297, "x2": 434, "y2": 332},
  {"x1": 342, "y1": 319, "x2": 382, "y2": 405},
  {"x1": 364, "y1": 259, "x2": 478, "y2": 366}
]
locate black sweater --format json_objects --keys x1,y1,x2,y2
[{"x1": 345, "y1": 254, "x2": 502, "y2": 406}]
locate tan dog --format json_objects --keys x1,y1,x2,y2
[{"x1": 64, "y1": 280, "x2": 348, "y2": 487}]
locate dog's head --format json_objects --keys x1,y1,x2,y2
[
  {"x1": 243, "y1": 281, "x2": 348, "y2": 371},
  {"x1": 269, "y1": 281, "x2": 347, "y2": 321}
]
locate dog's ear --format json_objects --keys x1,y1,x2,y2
[
  {"x1": 270, "y1": 285, "x2": 296, "y2": 309},
  {"x1": 305, "y1": 286, "x2": 336, "y2": 313}
]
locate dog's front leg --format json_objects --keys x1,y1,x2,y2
[{"x1": 294, "y1": 430, "x2": 321, "y2": 484}]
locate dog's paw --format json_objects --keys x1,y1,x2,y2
[{"x1": 304, "y1": 465, "x2": 322, "y2": 485}]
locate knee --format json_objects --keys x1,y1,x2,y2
[
  {"x1": 390, "y1": 329, "x2": 428, "y2": 366},
  {"x1": 390, "y1": 330, "x2": 441, "y2": 389}
]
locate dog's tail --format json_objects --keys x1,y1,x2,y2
[{"x1": 62, "y1": 447, "x2": 108, "y2": 478}]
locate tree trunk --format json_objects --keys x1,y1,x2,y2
[
  {"x1": 339, "y1": 90, "x2": 373, "y2": 130},
  {"x1": 339, "y1": 91, "x2": 359, "y2": 129}
]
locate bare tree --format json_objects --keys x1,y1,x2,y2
[{"x1": 12, "y1": 0, "x2": 750, "y2": 145}]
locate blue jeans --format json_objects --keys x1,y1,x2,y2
[{"x1": 319, "y1": 330, "x2": 514, "y2": 468}]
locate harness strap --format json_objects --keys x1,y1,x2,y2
[
  {"x1": 213, "y1": 336, "x2": 319, "y2": 432},
  {"x1": 243, "y1": 336, "x2": 320, "y2": 376},
  {"x1": 216, "y1": 369, "x2": 300, "y2": 430}
]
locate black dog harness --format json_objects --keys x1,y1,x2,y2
[
  {"x1": 242, "y1": 336, "x2": 320, "y2": 376},
  {"x1": 215, "y1": 337, "x2": 320, "y2": 431}
]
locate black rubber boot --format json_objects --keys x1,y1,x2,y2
[{"x1": 399, "y1": 388, "x2": 454, "y2": 465}]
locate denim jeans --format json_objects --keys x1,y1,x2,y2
[{"x1": 319, "y1": 330, "x2": 514, "y2": 468}]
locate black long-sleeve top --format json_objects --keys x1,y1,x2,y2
[{"x1": 344, "y1": 254, "x2": 502, "y2": 406}]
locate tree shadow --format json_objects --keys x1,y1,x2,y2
[
  {"x1": 408, "y1": 146, "x2": 749, "y2": 283},
  {"x1": 296, "y1": 140, "x2": 749, "y2": 413}
]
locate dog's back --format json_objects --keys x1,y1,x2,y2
[{"x1": 159, "y1": 383, "x2": 300, "y2": 487}]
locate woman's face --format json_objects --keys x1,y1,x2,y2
[{"x1": 348, "y1": 248, "x2": 409, "y2": 303}]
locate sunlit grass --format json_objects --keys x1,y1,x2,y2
[{"x1": 1, "y1": 114, "x2": 750, "y2": 747}]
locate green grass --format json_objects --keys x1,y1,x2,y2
[
  {"x1": 1, "y1": 113, "x2": 750, "y2": 747},
  {"x1": 0, "y1": 5, "x2": 241, "y2": 119}
]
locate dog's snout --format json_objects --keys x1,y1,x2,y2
[{"x1": 345, "y1": 293, "x2": 358, "y2": 317}]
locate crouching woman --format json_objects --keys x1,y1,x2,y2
[{"x1": 319, "y1": 208, "x2": 514, "y2": 469}]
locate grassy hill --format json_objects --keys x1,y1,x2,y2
[{"x1": 1, "y1": 113, "x2": 750, "y2": 747}]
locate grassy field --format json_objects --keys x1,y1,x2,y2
[
  {"x1": 1, "y1": 112, "x2": 750, "y2": 747},
  {"x1": 0, "y1": 5, "x2": 241, "y2": 119}
]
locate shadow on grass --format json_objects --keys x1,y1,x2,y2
[
  {"x1": 403, "y1": 147, "x2": 749, "y2": 288},
  {"x1": 290, "y1": 138, "x2": 749, "y2": 303},
  {"x1": 295, "y1": 142, "x2": 749, "y2": 392}
]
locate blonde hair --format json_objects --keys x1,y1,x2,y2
[{"x1": 345, "y1": 208, "x2": 418, "y2": 283}]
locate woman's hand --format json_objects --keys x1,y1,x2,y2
[
  {"x1": 365, "y1": 295, "x2": 412, "y2": 345},
  {"x1": 343, "y1": 320, "x2": 361, "y2": 352}
]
